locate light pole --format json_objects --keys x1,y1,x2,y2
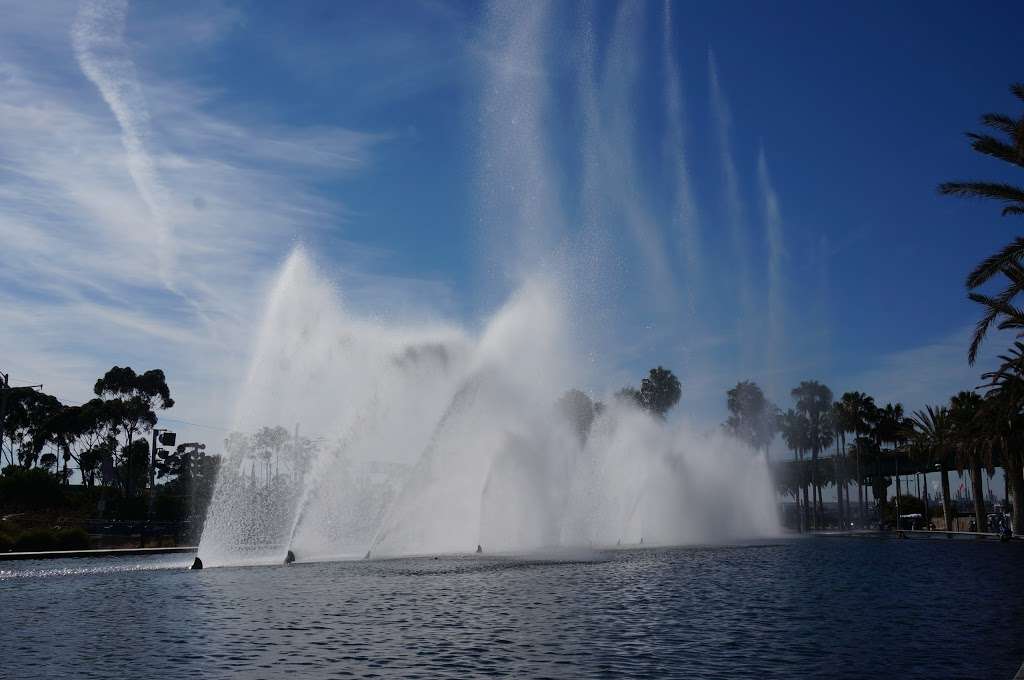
[{"x1": 149, "y1": 428, "x2": 176, "y2": 517}]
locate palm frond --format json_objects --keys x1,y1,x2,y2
[
  {"x1": 968, "y1": 292, "x2": 1003, "y2": 364},
  {"x1": 938, "y1": 180, "x2": 1024, "y2": 204},
  {"x1": 966, "y1": 133, "x2": 1024, "y2": 168},
  {"x1": 980, "y1": 112, "x2": 1020, "y2": 136},
  {"x1": 1012, "y1": 83, "x2": 1024, "y2": 104},
  {"x1": 965, "y1": 236, "x2": 1024, "y2": 289}
]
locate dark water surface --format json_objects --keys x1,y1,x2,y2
[{"x1": 2, "y1": 537, "x2": 1022, "y2": 679}]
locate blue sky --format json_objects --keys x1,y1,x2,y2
[{"x1": 2, "y1": 0, "x2": 1024, "y2": 455}]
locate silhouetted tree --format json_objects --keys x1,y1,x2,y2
[
  {"x1": 779, "y1": 408, "x2": 811, "y2": 531},
  {"x1": 791, "y1": 380, "x2": 833, "y2": 529},
  {"x1": 93, "y1": 366, "x2": 173, "y2": 496},
  {"x1": 909, "y1": 405, "x2": 955, "y2": 529},
  {"x1": 638, "y1": 366, "x2": 681, "y2": 418},
  {"x1": 2, "y1": 387, "x2": 62, "y2": 468},
  {"x1": 724, "y1": 380, "x2": 777, "y2": 454},
  {"x1": 557, "y1": 389, "x2": 597, "y2": 444},
  {"x1": 939, "y1": 82, "x2": 1024, "y2": 363}
]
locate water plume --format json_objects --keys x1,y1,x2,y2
[
  {"x1": 197, "y1": 4, "x2": 781, "y2": 567},
  {"x1": 197, "y1": 251, "x2": 778, "y2": 566}
]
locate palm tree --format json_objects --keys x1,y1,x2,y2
[
  {"x1": 978, "y1": 377, "x2": 1024, "y2": 536},
  {"x1": 939, "y1": 82, "x2": 1024, "y2": 363},
  {"x1": 791, "y1": 381, "x2": 833, "y2": 529},
  {"x1": 910, "y1": 405, "x2": 954, "y2": 529},
  {"x1": 874, "y1": 402, "x2": 910, "y2": 516},
  {"x1": 949, "y1": 391, "x2": 988, "y2": 531},
  {"x1": 830, "y1": 402, "x2": 848, "y2": 528},
  {"x1": 724, "y1": 380, "x2": 777, "y2": 455},
  {"x1": 779, "y1": 409, "x2": 811, "y2": 532},
  {"x1": 836, "y1": 391, "x2": 876, "y2": 526}
]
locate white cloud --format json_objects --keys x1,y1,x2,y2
[
  {"x1": 0, "y1": 1, "x2": 426, "y2": 448},
  {"x1": 843, "y1": 325, "x2": 1000, "y2": 409}
]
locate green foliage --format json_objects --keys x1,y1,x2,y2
[
  {"x1": 13, "y1": 529, "x2": 56, "y2": 552},
  {"x1": 724, "y1": 380, "x2": 777, "y2": 452},
  {"x1": 4, "y1": 527, "x2": 89, "y2": 552},
  {"x1": 55, "y1": 527, "x2": 90, "y2": 550},
  {"x1": 639, "y1": 366, "x2": 681, "y2": 418},
  {"x1": 1, "y1": 387, "x2": 63, "y2": 467},
  {"x1": 556, "y1": 389, "x2": 597, "y2": 444},
  {"x1": 0, "y1": 466, "x2": 63, "y2": 510},
  {"x1": 617, "y1": 367, "x2": 681, "y2": 419},
  {"x1": 939, "y1": 83, "x2": 1024, "y2": 364}
]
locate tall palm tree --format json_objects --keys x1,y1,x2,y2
[
  {"x1": 949, "y1": 391, "x2": 988, "y2": 531},
  {"x1": 837, "y1": 391, "x2": 876, "y2": 525},
  {"x1": 780, "y1": 408, "x2": 811, "y2": 532},
  {"x1": 830, "y1": 402, "x2": 845, "y2": 528},
  {"x1": 910, "y1": 405, "x2": 954, "y2": 529},
  {"x1": 791, "y1": 381, "x2": 833, "y2": 529},
  {"x1": 875, "y1": 403, "x2": 910, "y2": 514},
  {"x1": 978, "y1": 376, "x2": 1024, "y2": 536},
  {"x1": 939, "y1": 82, "x2": 1024, "y2": 363}
]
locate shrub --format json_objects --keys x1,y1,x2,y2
[
  {"x1": 0, "y1": 467, "x2": 64, "y2": 511},
  {"x1": 13, "y1": 529, "x2": 57, "y2": 552},
  {"x1": 0, "y1": 531, "x2": 13, "y2": 552},
  {"x1": 55, "y1": 527, "x2": 90, "y2": 550}
]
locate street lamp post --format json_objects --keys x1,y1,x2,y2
[{"x1": 149, "y1": 428, "x2": 176, "y2": 518}]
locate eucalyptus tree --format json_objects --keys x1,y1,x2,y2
[
  {"x1": 791, "y1": 381, "x2": 834, "y2": 529},
  {"x1": 93, "y1": 366, "x2": 174, "y2": 496},
  {"x1": 1, "y1": 387, "x2": 62, "y2": 468},
  {"x1": 910, "y1": 405, "x2": 954, "y2": 529},
  {"x1": 939, "y1": 82, "x2": 1024, "y2": 363}
]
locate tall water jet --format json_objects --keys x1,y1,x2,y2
[
  {"x1": 196, "y1": 4, "x2": 782, "y2": 567},
  {"x1": 197, "y1": 253, "x2": 778, "y2": 566}
]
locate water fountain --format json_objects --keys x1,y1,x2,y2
[
  {"x1": 196, "y1": 3, "x2": 781, "y2": 566},
  {"x1": 195, "y1": 251, "x2": 778, "y2": 566}
]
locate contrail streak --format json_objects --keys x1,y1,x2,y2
[{"x1": 73, "y1": 0, "x2": 176, "y2": 288}]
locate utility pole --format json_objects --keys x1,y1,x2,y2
[
  {"x1": 148, "y1": 428, "x2": 175, "y2": 517},
  {"x1": 0, "y1": 371, "x2": 8, "y2": 468}
]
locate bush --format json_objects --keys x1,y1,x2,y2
[
  {"x1": 0, "y1": 467, "x2": 64, "y2": 511},
  {"x1": 55, "y1": 527, "x2": 90, "y2": 550},
  {"x1": 0, "y1": 531, "x2": 13, "y2": 552},
  {"x1": 13, "y1": 529, "x2": 57, "y2": 552}
]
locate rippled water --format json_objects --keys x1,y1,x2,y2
[{"x1": 2, "y1": 538, "x2": 1022, "y2": 679}]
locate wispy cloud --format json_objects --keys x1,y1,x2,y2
[
  {"x1": 0, "y1": 1, "x2": 407, "y2": 443},
  {"x1": 73, "y1": 0, "x2": 176, "y2": 286},
  {"x1": 842, "y1": 326, "x2": 1000, "y2": 409}
]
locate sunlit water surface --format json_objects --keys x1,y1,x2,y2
[{"x1": 2, "y1": 538, "x2": 1022, "y2": 679}]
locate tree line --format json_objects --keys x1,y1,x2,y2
[
  {"x1": 0, "y1": 366, "x2": 224, "y2": 516},
  {"x1": 722, "y1": 378, "x2": 1018, "y2": 535}
]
